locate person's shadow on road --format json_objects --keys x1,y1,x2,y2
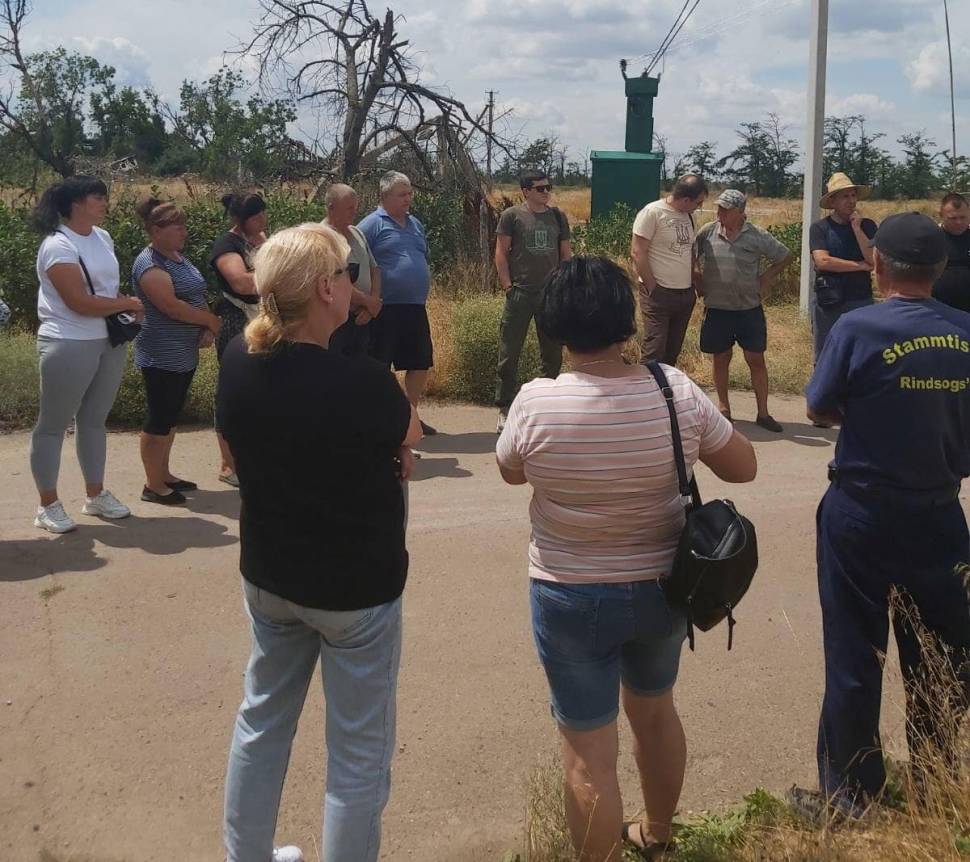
[
  {"x1": 416, "y1": 432, "x2": 498, "y2": 456},
  {"x1": 735, "y1": 419, "x2": 838, "y2": 447},
  {"x1": 181, "y1": 488, "x2": 241, "y2": 519},
  {"x1": 0, "y1": 515, "x2": 237, "y2": 582},
  {"x1": 410, "y1": 456, "x2": 473, "y2": 481}
]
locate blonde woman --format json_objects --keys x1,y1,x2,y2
[{"x1": 219, "y1": 223, "x2": 422, "y2": 862}]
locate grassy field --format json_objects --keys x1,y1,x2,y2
[{"x1": 492, "y1": 184, "x2": 945, "y2": 229}]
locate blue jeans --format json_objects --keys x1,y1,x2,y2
[
  {"x1": 531, "y1": 579, "x2": 687, "y2": 730},
  {"x1": 224, "y1": 580, "x2": 402, "y2": 862}
]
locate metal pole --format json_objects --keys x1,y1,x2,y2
[
  {"x1": 799, "y1": 0, "x2": 828, "y2": 315},
  {"x1": 943, "y1": 0, "x2": 958, "y2": 186},
  {"x1": 486, "y1": 90, "x2": 495, "y2": 187}
]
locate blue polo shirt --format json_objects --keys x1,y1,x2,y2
[
  {"x1": 358, "y1": 206, "x2": 431, "y2": 305},
  {"x1": 806, "y1": 297, "x2": 970, "y2": 497}
]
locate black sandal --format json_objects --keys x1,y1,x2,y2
[{"x1": 621, "y1": 821, "x2": 675, "y2": 860}]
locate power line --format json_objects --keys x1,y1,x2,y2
[
  {"x1": 646, "y1": 0, "x2": 703, "y2": 75},
  {"x1": 641, "y1": 0, "x2": 692, "y2": 76},
  {"x1": 943, "y1": 0, "x2": 958, "y2": 184},
  {"x1": 627, "y1": 0, "x2": 796, "y2": 68}
]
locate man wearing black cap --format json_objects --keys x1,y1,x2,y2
[{"x1": 801, "y1": 212, "x2": 970, "y2": 815}]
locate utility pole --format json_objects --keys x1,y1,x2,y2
[
  {"x1": 943, "y1": 0, "x2": 958, "y2": 187},
  {"x1": 485, "y1": 90, "x2": 495, "y2": 188},
  {"x1": 799, "y1": 0, "x2": 828, "y2": 315}
]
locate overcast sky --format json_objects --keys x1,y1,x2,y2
[{"x1": 30, "y1": 0, "x2": 970, "y2": 169}]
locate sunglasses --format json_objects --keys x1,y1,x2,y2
[
  {"x1": 531, "y1": 184, "x2": 553, "y2": 192},
  {"x1": 335, "y1": 262, "x2": 361, "y2": 284}
]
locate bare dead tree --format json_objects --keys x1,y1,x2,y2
[
  {"x1": 237, "y1": 0, "x2": 510, "y2": 189},
  {"x1": 0, "y1": 0, "x2": 73, "y2": 176}
]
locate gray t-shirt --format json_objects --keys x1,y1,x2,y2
[
  {"x1": 497, "y1": 204, "x2": 570, "y2": 291},
  {"x1": 324, "y1": 221, "x2": 378, "y2": 297},
  {"x1": 695, "y1": 220, "x2": 790, "y2": 310}
]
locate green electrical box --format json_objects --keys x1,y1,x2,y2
[
  {"x1": 624, "y1": 75, "x2": 658, "y2": 154},
  {"x1": 590, "y1": 74, "x2": 663, "y2": 220},
  {"x1": 590, "y1": 151, "x2": 663, "y2": 219}
]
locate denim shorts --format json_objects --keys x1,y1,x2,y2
[{"x1": 530, "y1": 578, "x2": 688, "y2": 731}]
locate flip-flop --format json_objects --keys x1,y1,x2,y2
[
  {"x1": 218, "y1": 472, "x2": 240, "y2": 488},
  {"x1": 621, "y1": 821, "x2": 675, "y2": 860}
]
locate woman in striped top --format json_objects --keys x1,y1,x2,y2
[
  {"x1": 132, "y1": 198, "x2": 221, "y2": 505},
  {"x1": 497, "y1": 257, "x2": 756, "y2": 861}
]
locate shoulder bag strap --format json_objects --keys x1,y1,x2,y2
[
  {"x1": 645, "y1": 360, "x2": 701, "y2": 510},
  {"x1": 55, "y1": 228, "x2": 95, "y2": 296}
]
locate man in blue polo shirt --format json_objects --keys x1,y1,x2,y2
[
  {"x1": 799, "y1": 213, "x2": 970, "y2": 816},
  {"x1": 359, "y1": 171, "x2": 436, "y2": 435}
]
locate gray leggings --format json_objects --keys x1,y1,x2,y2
[{"x1": 30, "y1": 337, "x2": 127, "y2": 492}]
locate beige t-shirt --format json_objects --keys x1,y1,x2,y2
[{"x1": 632, "y1": 200, "x2": 695, "y2": 290}]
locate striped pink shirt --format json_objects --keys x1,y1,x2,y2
[{"x1": 496, "y1": 367, "x2": 733, "y2": 584}]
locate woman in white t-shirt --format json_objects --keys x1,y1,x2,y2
[
  {"x1": 496, "y1": 257, "x2": 756, "y2": 861},
  {"x1": 29, "y1": 177, "x2": 144, "y2": 533}
]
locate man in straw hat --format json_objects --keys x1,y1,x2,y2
[
  {"x1": 809, "y1": 173, "x2": 878, "y2": 361},
  {"x1": 795, "y1": 212, "x2": 970, "y2": 819}
]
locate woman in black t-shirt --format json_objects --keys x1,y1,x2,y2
[
  {"x1": 207, "y1": 191, "x2": 267, "y2": 486},
  {"x1": 219, "y1": 223, "x2": 421, "y2": 862}
]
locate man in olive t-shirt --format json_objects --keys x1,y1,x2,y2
[{"x1": 494, "y1": 170, "x2": 572, "y2": 431}]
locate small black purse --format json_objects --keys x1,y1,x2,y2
[
  {"x1": 646, "y1": 362, "x2": 759, "y2": 651},
  {"x1": 813, "y1": 273, "x2": 844, "y2": 308}
]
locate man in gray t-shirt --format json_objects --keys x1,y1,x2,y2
[
  {"x1": 494, "y1": 170, "x2": 572, "y2": 431},
  {"x1": 694, "y1": 189, "x2": 792, "y2": 432}
]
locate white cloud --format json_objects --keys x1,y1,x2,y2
[
  {"x1": 828, "y1": 94, "x2": 897, "y2": 119},
  {"x1": 907, "y1": 41, "x2": 970, "y2": 97}
]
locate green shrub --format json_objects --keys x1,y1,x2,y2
[
  {"x1": 0, "y1": 330, "x2": 39, "y2": 430},
  {"x1": 0, "y1": 185, "x2": 471, "y2": 332},
  {"x1": 572, "y1": 203, "x2": 635, "y2": 258},
  {"x1": 765, "y1": 221, "x2": 802, "y2": 306},
  {"x1": 444, "y1": 294, "x2": 542, "y2": 404},
  {"x1": 0, "y1": 331, "x2": 218, "y2": 431}
]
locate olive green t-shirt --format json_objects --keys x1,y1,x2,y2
[{"x1": 497, "y1": 204, "x2": 570, "y2": 291}]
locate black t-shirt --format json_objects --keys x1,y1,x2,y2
[
  {"x1": 217, "y1": 336, "x2": 412, "y2": 610},
  {"x1": 933, "y1": 229, "x2": 970, "y2": 313},
  {"x1": 208, "y1": 232, "x2": 258, "y2": 304},
  {"x1": 809, "y1": 216, "x2": 878, "y2": 302},
  {"x1": 806, "y1": 298, "x2": 970, "y2": 497}
]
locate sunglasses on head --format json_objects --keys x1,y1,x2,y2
[
  {"x1": 531, "y1": 184, "x2": 553, "y2": 192},
  {"x1": 335, "y1": 262, "x2": 360, "y2": 284}
]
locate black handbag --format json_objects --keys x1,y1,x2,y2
[
  {"x1": 56, "y1": 229, "x2": 140, "y2": 347},
  {"x1": 646, "y1": 361, "x2": 759, "y2": 651}
]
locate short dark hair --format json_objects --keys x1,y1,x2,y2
[
  {"x1": 671, "y1": 174, "x2": 708, "y2": 201},
  {"x1": 32, "y1": 176, "x2": 109, "y2": 234},
  {"x1": 538, "y1": 256, "x2": 637, "y2": 353},
  {"x1": 877, "y1": 249, "x2": 947, "y2": 285},
  {"x1": 941, "y1": 192, "x2": 968, "y2": 209},
  {"x1": 520, "y1": 169, "x2": 549, "y2": 190}
]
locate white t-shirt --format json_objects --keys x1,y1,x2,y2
[
  {"x1": 496, "y1": 366, "x2": 733, "y2": 584},
  {"x1": 36, "y1": 225, "x2": 119, "y2": 340},
  {"x1": 632, "y1": 200, "x2": 695, "y2": 290}
]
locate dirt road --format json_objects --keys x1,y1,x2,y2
[{"x1": 0, "y1": 394, "x2": 929, "y2": 861}]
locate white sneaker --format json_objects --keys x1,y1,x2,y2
[
  {"x1": 496, "y1": 410, "x2": 508, "y2": 434},
  {"x1": 81, "y1": 489, "x2": 131, "y2": 520},
  {"x1": 272, "y1": 848, "x2": 304, "y2": 862},
  {"x1": 34, "y1": 501, "x2": 77, "y2": 534}
]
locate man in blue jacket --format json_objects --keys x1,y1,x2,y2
[{"x1": 803, "y1": 212, "x2": 970, "y2": 815}]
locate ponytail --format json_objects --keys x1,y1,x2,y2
[
  {"x1": 32, "y1": 176, "x2": 109, "y2": 234},
  {"x1": 221, "y1": 190, "x2": 267, "y2": 227}
]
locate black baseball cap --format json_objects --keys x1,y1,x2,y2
[{"x1": 873, "y1": 212, "x2": 947, "y2": 265}]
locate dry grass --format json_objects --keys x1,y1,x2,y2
[
  {"x1": 520, "y1": 582, "x2": 970, "y2": 862},
  {"x1": 423, "y1": 291, "x2": 815, "y2": 402},
  {"x1": 492, "y1": 185, "x2": 945, "y2": 229}
]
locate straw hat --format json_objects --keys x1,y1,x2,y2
[{"x1": 820, "y1": 172, "x2": 870, "y2": 208}]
